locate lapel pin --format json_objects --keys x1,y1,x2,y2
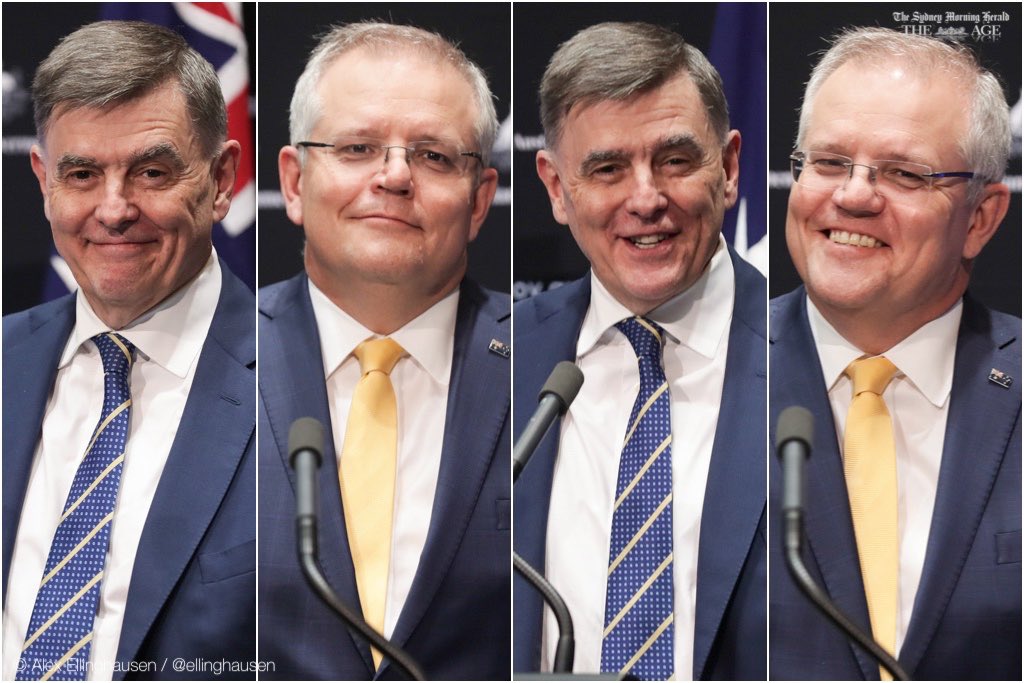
[
  {"x1": 488, "y1": 339, "x2": 511, "y2": 359},
  {"x1": 988, "y1": 368, "x2": 1013, "y2": 389}
]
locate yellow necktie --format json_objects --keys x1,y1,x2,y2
[
  {"x1": 843, "y1": 355, "x2": 899, "y2": 680},
  {"x1": 340, "y1": 337, "x2": 406, "y2": 670}
]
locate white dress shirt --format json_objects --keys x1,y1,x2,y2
[
  {"x1": 807, "y1": 297, "x2": 960, "y2": 653},
  {"x1": 542, "y1": 236, "x2": 735, "y2": 680},
  {"x1": 3, "y1": 254, "x2": 221, "y2": 681},
  {"x1": 308, "y1": 281, "x2": 455, "y2": 638}
]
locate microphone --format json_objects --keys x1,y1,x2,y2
[
  {"x1": 513, "y1": 361, "x2": 584, "y2": 482},
  {"x1": 289, "y1": 418, "x2": 426, "y2": 681},
  {"x1": 776, "y1": 407, "x2": 910, "y2": 681}
]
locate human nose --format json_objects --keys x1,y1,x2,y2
[
  {"x1": 94, "y1": 176, "x2": 139, "y2": 231},
  {"x1": 833, "y1": 163, "x2": 884, "y2": 215},
  {"x1": 375, "y1": 145, "x2": 413, "y2": 195},
  {"x1": 623, "y1": 167, "x2": 668, "y2": 219}
]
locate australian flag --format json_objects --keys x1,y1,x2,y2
[
  {"x1": 42, "y1": 2, "x2": 255, "y2": 300},
  {"x1": 708, "y1": 3, "x2": 767, "y2": 275}
]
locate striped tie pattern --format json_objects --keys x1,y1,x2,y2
[
  {"x1": 18, "y1": 333, "x2": 134, "y2": 681},
  {"x1": 601, "y1": 317, "x2": 674, "y2": 680}
]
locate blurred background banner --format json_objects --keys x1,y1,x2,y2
[
  {"x1": 768, "y1": 2, "x2": 1021, "y2": 315},
  {"x1": 512, "y1": 3, "x2": 767, "y2": 302},
  {"x1": 255, "y1": 3, "x2": 511, "y2": 293},
  {"x1": 2, "y1": 2, "x2": 256, "y2": 314}
]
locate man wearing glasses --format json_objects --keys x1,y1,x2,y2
[
  {"x1": 769, "y1": 28, "x2": 1019, "y2": 679},
  {"x1": 257, "y1": 22, "x2": 510, "y2": 680}
]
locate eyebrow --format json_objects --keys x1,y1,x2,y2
[
  {"x1": 54, "y1": 143, "x2": 186, "y2": 176},
  {"x1": 578, "y1": 133, "x2": 709, "y2": 174}
]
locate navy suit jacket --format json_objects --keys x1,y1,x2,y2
[
  {"x1": 512, "y1": 247, "x2": 767, "y2": 680},
  {"x1": 257, "y1": 274, "x2": 511, "y2": 680},
  {"x1": 2, "y1": 263, "x2": 256, "y2": 680},
  {"x1": 768, "y1": 288, "x2": 1021, "y2": 680}
]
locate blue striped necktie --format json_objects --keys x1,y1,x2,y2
[
  {"x1": 18, "y1": 333, "x2": 135, "y2": 681},
  {"x1": 601, "y1": 317, "x2": 675, "y2": 680}
]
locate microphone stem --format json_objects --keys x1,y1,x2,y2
[
  {"x1": 297, "y1": 523, "x2": 426, "y2": 681},
  {"x1": 513, "y1": 552, "x2": 574, "y2": 673},
  {"x1": 784, "y1": 510, "x2": 910, "y2": 681}
]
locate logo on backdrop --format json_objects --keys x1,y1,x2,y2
[{"x1": 891, "y1": 10, "x2": 1010, "y2": 42}]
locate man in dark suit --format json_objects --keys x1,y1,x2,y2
[
  {"x1": 513, "y1": 23, "x2": 766, "y2": 680},
  {"x1": 257, "y1": 22, "x2": 510, "y2": 680},
  {"x1": 769, "y1": 28, "x2": 1020, "y2": 680},
  {"x1": 2, "y1": 22, "x2": 254, "y2": 681}
]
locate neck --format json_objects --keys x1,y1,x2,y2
[{"x1": 310, "y1": 273, "x2": 460, "y2": 335}]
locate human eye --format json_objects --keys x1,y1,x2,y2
[
  {"x1": 65, "y1": 169, "x2": 97, "y2": 184},
  {"x1": 658, "y1": 152, "x2": 697, "y2": 176},
  {"x1": 810, "y1": 155, "x2": 848, "y2": 173},
  {"x1": 883, "y1": 163, "x2": 929, "y2": 189},
  {"x1": 413, "y1": 143, "x2": 457, "y2": 172},
  {"x1": 334, "y1": 140, "x2": 379, "y2": 161}
]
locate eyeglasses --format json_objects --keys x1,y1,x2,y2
[
  {"x1": 790, "y1": 150, "x2": 977, "y2": 194},
  {"x1": 296, "y1": 136, "x2": 483, "y2": 178}
]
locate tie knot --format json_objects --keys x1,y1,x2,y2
[
  {"x1": 92, "y1": 332, "x2": 135, "y2": 376},
  {"x1": 354, "y1": 337, "x2": 406, "y2": 376},
  {"x1": 615, "y1": 316, "x2": 665, "y2": 359},
  {"x1": 845, "y1": 356, "x2": 898, "y2": 396}
]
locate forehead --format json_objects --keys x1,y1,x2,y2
[
  {"x1": 805, "y1": 61, "x2": 969, "y2": 160},
  {"x1": 44, "y1": 83, "x2": 196, "y2": 157},
  {"x1": 557, "y1": 72, "x2": 714, "y2": 156},
  {"x1": 313, "y1": 46, "x2": 478, "y2": 140}
]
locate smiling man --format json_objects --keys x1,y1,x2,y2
[
  {"x1": 769, "y1": 28, "x2": 1019, "y2": 680},
  {"x1": 2, "y1": 21, "x2": 255, "y2": 681},
  {"x1": 513, "y1": 22, "x2": 766, "y2": 681},
  {"x1": 257, "y1": 21, "x2": 510, "y2": 680}
]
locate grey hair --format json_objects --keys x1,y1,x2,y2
[
  {"x1": 289, "y1": 21, "x2": 499, "y2": 166},
  {"x1": 797, "y1": 27, "x2": 1011, "y2": 201},
  {"x1": 33, "y1": 20, "x2": 227, "y2": 158},
  {"x1": 540, "y1": 22, "x2": 730, "y2": 150}
]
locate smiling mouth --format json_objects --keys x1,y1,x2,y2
[
  {"x1": 828, "y1": 230, "x2": 887, "y2": 249},
  {"x1": 627, "y1": 234, "x2": 672, "y2": 249}
]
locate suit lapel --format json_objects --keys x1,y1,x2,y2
[
  {"x1": 2, "y1": 297, "x2": 76, "y2": 597},
  {"x1": 772, "y1": 291, "x2": 876, "y2": 679},
  {"x1": 258, "y1": 275, "x2": 374, "y2": 674},
  {"x1": 383, "y1": 281, "x2": 510, "y2": 674},
  {"x1": 114, "y1": 269, "x2": 256, "y2": 675},
  {"x1": 692, "y1": 253, "x2": 766, "y2": 679},
  {"x1": 511, "y1": 277, "x2": 591, "y2": 671},
  {"x1": 899, "y1": 298, "x2": 1021, "y2": 673}
]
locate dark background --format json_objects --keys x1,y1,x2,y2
[
  {"x1": 768, "y1": 3, "x2": 1021, "y2": 315},
  {"x1": 256, "y1": 3, "x2": 511, "y2": 292},
  {"x1": 512, "y1": 3, "x2": 768, "y2": 301},
  {"x1": 1, "y1": 2, "x2": 257, "y2": 314}
]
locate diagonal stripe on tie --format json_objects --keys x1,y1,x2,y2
[
  {"x1": 602, "y1": 317, "x2": 674, "y2": 680},
  {"x1": 19, "y1": 334, "x2": 134, "y2": 681}
]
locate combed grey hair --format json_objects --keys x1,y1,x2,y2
[
  {"x1": 289, "y1": 21, "x2": 499, "y2": 167},
  {"x1": 540, "y1": 22, "x2": 730, "y2": 150},
  {"x1": 32, "y1": 20, "x2": 227, "y2": 158},
  {"x1": 797, "y1": 27, "x2": 1011, "y2": 200}
]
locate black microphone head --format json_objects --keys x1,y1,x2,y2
[
  {"x1": 776, "y1": 406, "x2": 814, "y2": 451},
  {"x1": 538, "y1": 361, "x2": 585, "y2": 412},
  {"x1": 289, "y1": 417, "x2": 325, "y2": 468}
]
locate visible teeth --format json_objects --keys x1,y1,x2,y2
[
  {"x1": 630, "y1": 234, "x2": 668, "y2": 247},
  {"x1": 829, "y1": 230, "x2": 882, "y2": 248}
]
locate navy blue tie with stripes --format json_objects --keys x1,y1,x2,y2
[
  {"x1": 18, "y1": 333, "x2": 134, "y2": 681},
  {"x1": 600, "y1": 316, "x2": 675, "y2": 680}
]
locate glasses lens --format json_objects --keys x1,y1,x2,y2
[
  {"x1": 410, "y1": 141, "x2": 464, "y2": 175},
  {"x1": 877, "y1": 161, "x2": 931, "y2": 190}
]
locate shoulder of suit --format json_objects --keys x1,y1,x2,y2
[
  {"x1": 2, "y1": 293, "x2": 76, "y2": 343},
  {"x1": 257, "y1": 272, "x2": 306, "y2": 319}
]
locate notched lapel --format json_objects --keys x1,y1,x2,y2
[
  {"x1": 899, "y1": 301, "x2": 1022, "y2": 674},
  {"x1": 385, "y1": 283, "x2": 510, "y2": 667}
]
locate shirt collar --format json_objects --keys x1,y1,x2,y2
[
  {"x1": 807, "y1": 296, "x2": 961, "y2": 407},
  {"x1": 578, "y1": 234, "x2": 734, "y2": 359},
  {"x1": 308, "y1": 280, "x2": 458, "y2": 386},
  {"x1": 60, "y1": 252, "x2": 222, "y2": 377}
]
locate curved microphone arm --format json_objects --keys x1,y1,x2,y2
[{"x1": 514, "y1": 552, "x2": 574, "y2": 673}]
